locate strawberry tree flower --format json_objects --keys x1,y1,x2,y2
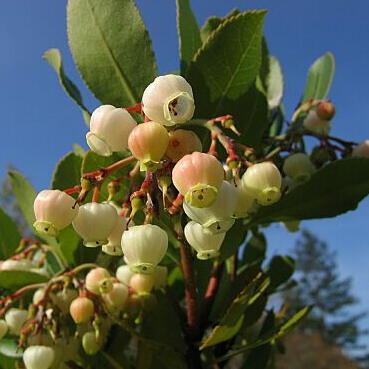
[
  {"x1": 33, "y1": 190, "x2": 78, "y2": 237},
  {"x1": 233, "y1": 180, "x2": 256, "y2": 218},
  {"x1": 116, "y1": 265, "x2": 134, "y2": 285},
  {"x1": 303, "y1": 102, "x2": 334, "y2": 136},
  {"x1": 241, "y1": 162, "x2": 282, "y2": 206},
  {"x1": 121, "y1": 224, "x2": 168, "y2": 274},
  {"x1": 72, "y1": 202, "x2": 118, "y2": 247},
  {"x1": 172, "y1": 152, "x2": 224, "y2": 208},
  {"x1": 102, "y1": 216, "x2": 130, "y2": 256},
  {"x1": 142, "y1": 74, "x2": 195, "y2": 126},
  {"x1": 102, "y1": 282, "x2": 128, "y2": 312},
  {"x1": 283, "y1": 153, "x2": 315, "y2": 183},
  {"x1": 82, "y1": 332, "x2": 103, "y2": 356},
  {"x1": 129, "y1": 273, "x2": 155, "y2": 294},
  {"x1": 352, "y1": 140, "x2": 369, "y2": 158},
  {"x1": 165, "y1": 129, "x2": 202, "y2": 162},
  {"x1": 5, "y1": 308, "x2": 28, "y2": 335},
  {"x1": 23, "y1": 346, "x2": 55, "y2": 369},
  {"x1": 128, "y1": 121, "x2": 170, "y2": 171},
  {"x1": 69, "y1": 297, "x2": 94, "y2": 324},
  {"x1": 153, "y1": 266, "x2": 168, "y2": 289},
  {"x1": 85, "y1": 267, "x2": 113, "y2": 295},
  {"x1": 1, "y1": 259, "x2": 35, "y2": 271},
  {"x1": 183, "y1": 180, "x2": 237, "y2": 234},
  {"x1": 86, "y1": 105, "x2": 137, "y2": 157},
  {"x1": 184, "y1": 221, "x2": 226, "y2": 260},
  {"x1": 282, "y1": 220, "x2": 301, "y2": 233}
]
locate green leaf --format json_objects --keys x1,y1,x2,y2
[
  {"x1": 0, "y1": 353, "x2": 17, "y2": 369},
  {"x1": 187, "y1": 10, "x2": 267, "y2": 118},
  {"x1": 200, "y1": 9, "x2": 241, "y2": 42},
  {"x1": 242, "y1": 231, "x2": 266, "y2": 266},
  {"x1": 43, "y1": 48, "x2": 91, "y2": 125},
  {"x1": 67, "y1": 0, "x2": 157, "y2": 107},
  {"x1": 219, "y1": 220, "x2": 248, "y2": 261},
  {"x1": 267, "y1": 255, "x2": 295, "y2": 290},
  {"x1": 302, "y1": 52, "x2": 335, "y2": 103},
  {"x1": 176, "y1": 0, "x2": 201, "y2": 74},
  {"x1": 267, "y1": 56, "x2": 284, "y2": 109},
  {"x1": 0, "y1": 208, "x2": 21, "y2": 259},
  {"x1": 58, "y1": 225, "x2": 87, "y2": 266},
  {"x1": 51, "y1": 152, "x2": 83, "y2": 190},
  {"x1": 251, "y1": 158, "x2": 369, "y2": 223},
  {"x1": 200, "y1": 274, "x2": 270, "y2": 349},
  {"x1": 0, "y1": 270, "x2": 48, "y2": 289},
  {"x1": 0, "y1": 339, "x2": 23, "y2": 359},
  {"x1": 8, "y1": 171, "x2": 36, "y2": 229}
]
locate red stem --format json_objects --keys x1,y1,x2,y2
[
  {"x1": 64, "y1": 186, "x2": 82, "y2": 195},
  {"x1": 125, "y1": 103, "x2": 142, "y2": 113},
  {"x1": 83, "y1": 156, "x2": 136, "y2": 179}
]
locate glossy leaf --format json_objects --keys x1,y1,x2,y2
[
  {"x1": 67, "y1": 0, "x2": 157, "y2": 107},
  {"x1": 267, "y1": 56, "x2": 284, "y2": 109},
  {"x1": 200, "y1": 274, "x2": 270, "y2": 349},
  {"x1": 302, "y1": 52, "x2": 335, "y2": 103},
  {"x1": 242, "y1": 230, "x2": 266, "y2": 266},
  {"x1": 267, "y1": 255, "x2": 295, "y2": 290},
  {"x1": 8, "y1": 171, "x2": 36, "y2": 229},
  {"x1": 43, "y1": 48, "x2": 91, "y2": 125},
  {"x1": 51, "y1": 152, "x2": 83, "y2": 191},
  {"x1": 0, "y1": 270, "x2": 48, "y2": 289},
  {"x1": 187, "y1": 10, "x2": 267, "y2": 118},
  {"x1": 251, "y1": 158, "x2": 369, "y2": 224},
  {"x1": 0, "y1": 208, "x2": 21, "y2": 259},
  {"x1": 176, "y1": 0, "x2": 201, "y2": 74},
  {"x1": 219, "y1": 220, "x2": 248, "y2": 261}
]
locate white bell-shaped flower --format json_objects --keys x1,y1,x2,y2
[
  {"x1": 129, "y1": 273, "x2": 155, "y2": 294},
  {"x1": 0, "y1": 320, "x2": 8, "y2": 339},
  {"x1": 102, "y1": 216, "x2": 129, "y2": 256},
  {"x1": 102, "y1": 282, "x2": 128, "y2": 312},
  {"x1": 303, "y1": 110, "x2": 331, "y2": 135},
  {"x1": 142, "y1": 74, "x2": 195, "y2": 126},
  {"x1": 23, "y1": 345, "x2": 55, "y2": 369},
  {"x1": 283, "y1": 153, "x2": 315, "y2": 183},
  {"x1": 121, "y1": 224, "x2": 168, "y2": 274},
  {"x1": 33, "y1": 190, "x2": 78, "y2": 237},
  {"x1": 352, "y1": 140, "x2": 369, "y2": 158},
  {"x1": 86, "y1": 105, "x2": 137, "y2": 157},
  {"x1": 184, "y1": 221, "x2": 226, "y2": 260},
  {"x1": 72, "y1": 202, "x2": 118, "y2": 247},
  {"x1": 116, "y1": 265, "x2": 134, "y2": 286},
  {"x1": 233, "y1": 180, "x2": 256, "y2": 218},
  {"x1": 183, "y1": 181, "x2": 237, "y2": 234},
  {"x1": 5, "y1": 308, "x2": 28, "y2": 335},
  {"x1": 241, "y1": 162, "x2": 282, "y2": 206},
  {"x1": 82, "y1": 332, "x2": 103, "y2": 356},
  {"x1": 1, "y1": 259, "x2": 35, "y2": 271}
]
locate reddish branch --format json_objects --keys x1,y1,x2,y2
[{"x1": 83, "y1": 156, "x2": 136, "y2": 179}]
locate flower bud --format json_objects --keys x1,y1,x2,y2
[
  {"x1": 86, "y1": 105, "x2": 137, "y2": 157},
  {"x1": 121, "y1": 224, "x2": 168, "y2": 274},
  {"x1": 128, "y1": 121, "x2": 169, "y2": 171},
  {"x1": 1, "y1": 259, "x2": 35, "y2": 271},
  {"x1": 241, "y1": 162, "x2": 282, "y2": 206},
  {"x1": 23, "y1": 345, "x2": 55, "y2": 369},
  {"x1": 352, "y1": 140, "x2": 369, "y2": 158},
  {"x1": 5, "y1": 308, "x2": 28, "y2": 335},
  {"x1": 69, "y1": 297, "x2": 94, "y2": 324},
  {"x1": 303, "y1": 110, "x2": 331, "y2": 135},
  {"x1": 33, "y1": 190, "x2": 78, "y2": 236},
  {"x1": 123, "y1": 294, "x2": 141, "y2": 318},
  {"x1": 0, "y1": 320, "x2": 8, "y2": 339},
  {"x1": 103, "y1": 216, "x2": 129, "y2": 256},
  {"x1": 282, "y1": 220, "x2": 300, "y2": 233},
  {"x1": 153, "y1": 266, "x2": 168, "y2": 289},
  {"x1": 102, "y1": 283, "x2": 128, "y2": 311},
  {"x1": 165, "y1": 129, "x2": 202, "y2": 162},
  {"x1": 233, "y1": 181, "x2": 256, "y2": 218},
  {"x1": 129, "y1": 273, "x2": 155, "y2": 294},
  {"x1": 183, "y1": 181, "x2": 237, "y2": 234},
  {"x1": 116, "y1": 265, "x2": 134, "y2": 286},
  {"x1": 72, "y1": 202, "x2": 118, "y2": 247},
  {"x1": 316, "y1": 101, "x2": 335, "y2": 121},
  {"x1": 142, "y1": 74, "x2": 195, "y2": 126},
  {"x1": 82, "y1": 332, "x2": 103, "y2": 356},
  {"x1": 172, "y1": 152, "x2": 224, "y2": 208},
  {"x1": 283, "y1": 153, "x2": 315, "y2": 183},
  {"x1": 33, "y1": 288, "x2": 45, "y2": 305},
  {"x1": 184, "y1": 221, "x2": 226, "y2": 260},
  {"x1": 86, "y1": 268, "x2": 112, "y2": 295}
]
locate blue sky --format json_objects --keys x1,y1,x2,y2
[{"x1": 1, "y1": 0, "x2": 369, "y2": 350}]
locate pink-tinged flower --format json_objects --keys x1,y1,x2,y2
[
  {"x1": 352, "y1": 140, "x2": 369, "y2": 158},
  {"x1": 303, "y1": 110, "x2": 331, "y2": 135},
  {"x1": 142, "y1": 74, "x2": 195, "y2": 126},
  {"x1": 316, "y1": 101, "x2": 335, "y2": 121},
  {"x1": 172, "y1": 152, "x2": 224, "y2": 208},
  {"x1": 241, "y1": 162, "x2": 282, "y2": 206},
  {"x1": 69, "y1": 297, "x2": 94, "y2": 324},
  {"x1": 102, "y1": 282, "x2": 128, "y2": 312},
  {"x1": 33, "y1": 190, "x2": 78, "y2": 236},
  {"x1": 165, "y1": 129, "x2": 202, "y2": 162},
  {"x1": 129, "y1": 273, "x2": 155, "y2": 294},
  {"x1": 86, "y1": 105, "x2": 137, "y2": 157},
  {"x1": 85, "y1": 267, "x2": 112, "y2": 295},
  {"x1": 128, "y1": 121, "x2": 169, "y2": 171}
]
